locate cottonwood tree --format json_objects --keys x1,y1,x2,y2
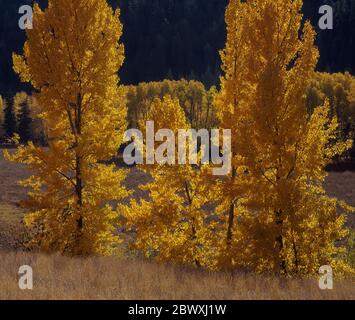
[
  {"x1": 212, "y1": 0, "x2": 251, "y2": 269},
  {"x1": 5, "y1": 0, "x2": 128, "y2": 255},
  {"x1": 121, "y1": 96, "x2": 217, "y2": 268},
  {"x1": 215, "y1": 0, "x2": 354, "y2": 274}
]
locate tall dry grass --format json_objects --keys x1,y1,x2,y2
[{"x1": 0, "y1": 251, "x2": 354, "y2": 300}]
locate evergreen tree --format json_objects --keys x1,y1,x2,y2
[
  {"x1": 3, "y1": 96, "x2": 17, "y2": 139},
  {"x1": 17, "y1": 101, "x2": 32, "y2": 143}
]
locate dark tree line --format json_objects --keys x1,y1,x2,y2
[
  {"x1": 0, "y1": 0, "x2": 354, "y2": 98},
  {"x1": 0, "y1": 93, "x2": 44, "y2": 144}
]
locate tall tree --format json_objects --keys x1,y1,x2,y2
[
  {"x1": 5, "y1": 0, "x2": 128, "y2": 256},
  {"x1": 215, "y1": 0, "x2": 354, "y2": 275},
  {"x1": 121, "y1": 96, "x2": 216, "y2": 268}
]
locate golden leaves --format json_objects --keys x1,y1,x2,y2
[
  {"x1": 12, "y1": 53, "x2": 30, "y2": 83},
  {"x1": 5, "y1": 0, "x2": 354, "y2": 276},
  {"x1": 212, "y1": 0, "x2": 353, "y2": 275},
  {"x1": 9, "y1": 0, "x2": 128, "y2": 256}
]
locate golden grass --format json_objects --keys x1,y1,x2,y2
[{"x1": 0, "y1": 251, "x2": 354, "y2": 300}]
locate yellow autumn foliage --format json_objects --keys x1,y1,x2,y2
[
  {"x1": 5, "y1": 0, "x2": 128, "y2": 256},
  {"x1": 2, "y1": 0, "x2": 353, "y2": 278},
  {"x1": 214, "y1": 0, "x2": 354, "y2": 275},
  {"x1": 121, "y1": 96, "x2": 218, "y2": 268}
]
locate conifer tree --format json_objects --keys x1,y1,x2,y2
[
  {"x1": 18, "y1": 103, "x2": 32, "y2": 143},
  {"x1": 14, "y1": 92, "x2": 32, "y2": 143},
  {"x1": 3, "y1": 96, "x2": 17, "y2": 139}
]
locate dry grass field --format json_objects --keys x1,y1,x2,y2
[
  {"x1": 0, "y1": 150, "x2": 354, "y2": 300},
  {"x1": 0, "y1": 251, "x2": 354, "y2": 300}
]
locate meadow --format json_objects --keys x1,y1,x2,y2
[{"x1": 0, "y1": 251, "x2": 354, "y2": 300}]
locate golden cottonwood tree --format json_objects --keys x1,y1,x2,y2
[
  {"x1": 121, "y1": 96, "x2": 217, "y2": 268},
  {"x1": 212, "y1": 0, "x2": 249, "y2": 269},
  {"x1": 216, "y1": 0, "x2": 354, "y2": 274},
  {"x1": 5, "y1": 0, "x2": 128, "y2": 255}
]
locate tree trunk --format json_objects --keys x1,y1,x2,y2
[
  {"x1": 292, "y1": 234, "x2": 299, "y2": 274},
  {"x1": 275, "y1": 209, "x2": 287, "y2": 274},
  {"x1": 226, "y1": 168, "x2": 237, "y2": 246},
  {"x1": 184, "y1": 181, "x2": 201, "y2": 268},
  {"x1": 75, "y1": 93, "x2": 83, "y2": 234},
  {"x1": 75, "y1": 153, "x2": 83, "y2": 228}
]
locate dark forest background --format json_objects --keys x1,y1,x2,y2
[{"x1": 0, "y1": 0, "x2": 354, "y2": 99}]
